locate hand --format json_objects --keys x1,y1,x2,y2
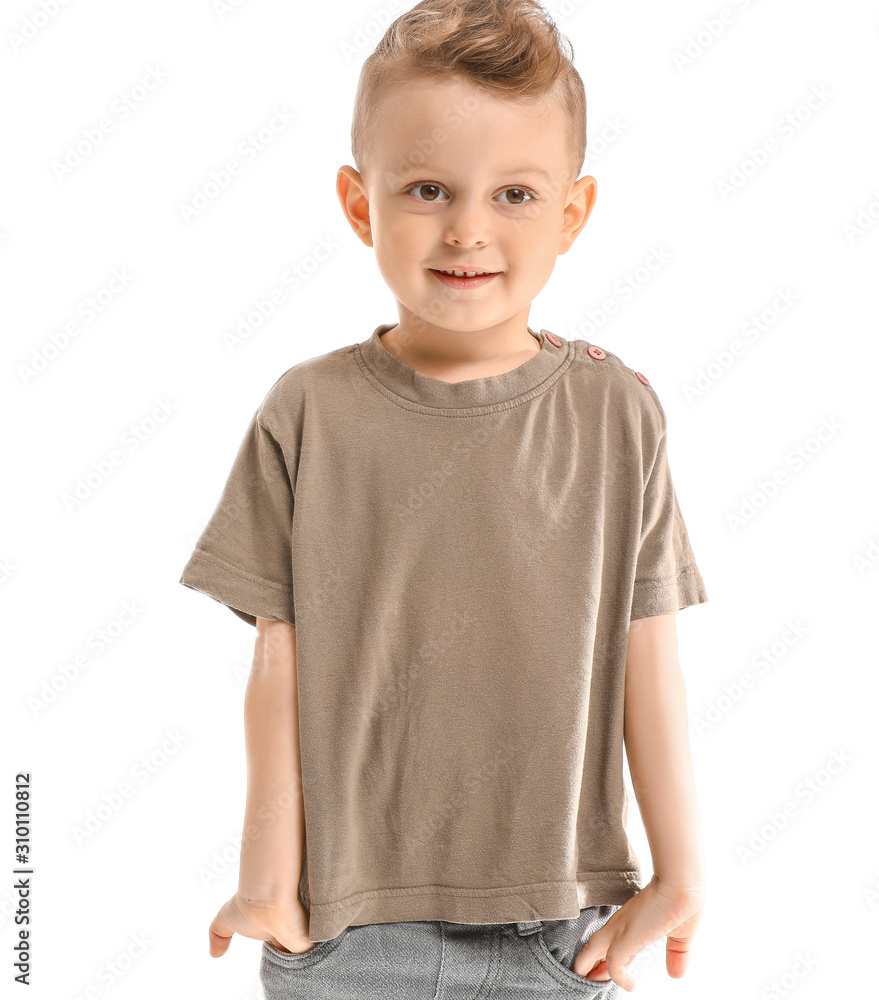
[
  {"x1": 572, "y1": 877, "x2": 705, "y2": 991},
  {"x1": 208, "y1": 891, "x2": 315, "y2": 958}
]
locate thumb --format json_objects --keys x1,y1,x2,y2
[
  {"x1": 208, "y1": 926, "x2": 232, "y2": 958},
  {"x1": 208, "y1": 897, "x2": 239, "y2": 958},
  {"x1": 665, "y1": 933, "x2": 693, "y2": 979}
]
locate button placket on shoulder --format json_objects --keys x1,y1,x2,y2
[{"x1": 584, "y1": 340, "x2": 651, "y2": 386}]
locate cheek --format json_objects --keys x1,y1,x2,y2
[
  {"x1": 513, "y1": 238, "x2": 557, "y2": 283},
  {"x1": 373, "y1": 233, "x2": 426, "y2": 288},
  {"x1": 376, "y1": 215, "x2": 425, "y2": 263},
  {"x1": 528, "y1": 225, "x2": 564, "y2": 271},
  {"x1": 504, "y1": 209, "x2": 557, "y2": 254}
]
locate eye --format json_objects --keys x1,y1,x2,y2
[
  {"x1": 404, "y1": 183, "x2": 537, "y2": 205},
  {"x1": 406, "y1": 182, "x2": 449, "y2": 202},
  {"x1": 497, "y1": 187, "x2": 536, "y2": 205}
]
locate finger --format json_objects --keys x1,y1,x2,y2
[
  {"x1": 208, "y1": 899, "x2": 239, "y2": 958},
  {"x1": 266, "y1": 935, "x2": 294, "y2": 954},
  {"x1": 604, "y1": 950, "x2": 637, "y2": 992},
  {"x1": 580, "y1": 958, "x2": 612, "y2": 981},
  {"x1": 208, "y1": 927, "x2": 232, "y2": 958},
  {"x1": 572, "y1": 932, "x2": 634, "y2": 989},
  {"x1": 665, "y1": 934, "x2": 691, "y2": 979},
  {"x1": 573, "y1": 937, "x2": 611, "y2": 980},
  {"x1": 275, "y1": 936, "x2": 317, "y2": 955}
]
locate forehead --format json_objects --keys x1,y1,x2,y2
[
  {"x1": 392, "y1": 159, "x2": 555, "y2": 182},
  {"x1": 371, "y1": 76, "x2": 568, "y2": 171}
]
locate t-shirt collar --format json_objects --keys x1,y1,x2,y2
[{"x1": 357, "y1": 323, "x2": 571, "y2": 411}]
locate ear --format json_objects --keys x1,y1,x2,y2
[
  {"x1": 336, "y1": 165, "x2": 374, "y2": 248},
  {"x1": 558, "y1": 174, "x2": 597, "y2": 255}
]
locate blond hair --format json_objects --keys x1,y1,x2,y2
[{"x1": 350, "y1": 0, "x2": 587, "y2": 186}]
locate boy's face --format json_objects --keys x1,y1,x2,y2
[{"x1": 338, "y1": 75, "x2": 596, "y2": 340}]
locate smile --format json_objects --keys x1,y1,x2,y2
[{"x1": 428, "y1": 269, "x2": 501, "y2": 288}]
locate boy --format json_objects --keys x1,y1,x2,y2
[{"x1": 179, "y1": 0, "x2": 709, "y2": 995}]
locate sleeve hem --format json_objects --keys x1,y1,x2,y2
[
  {"x1": 179, "y1": 549, "x2": 295, "y2": 628},
  {"x1": 630, "y1": 563, "x2": 708, "y2": 620}
]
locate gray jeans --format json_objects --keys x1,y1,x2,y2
[{"x1": 260, "y1": 904, "x2": 621, "y2": 998}]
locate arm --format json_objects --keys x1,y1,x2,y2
[
  {"x1": 574, "y1": 612, "x2": 705, "y2": 989},
  {"x1": 208, "y1": 617, "x2": 313, "y2": 957},
  {"x1": 239, "y1": 617, "x2": 307, "y2": 906},
  {"x1": 623, "y1": 612, "x2": 705, "y2": 890}
]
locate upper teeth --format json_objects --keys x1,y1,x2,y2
[{"x1": 439, "y1": 269, "x2": 491, "y2": 277}]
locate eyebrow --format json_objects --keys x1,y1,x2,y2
[{"x1": 395, "y1": 163, "x2": 553, "y2": 181}]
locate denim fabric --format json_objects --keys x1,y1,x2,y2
[{"x1": 259, "y1": 904, "x2": 621, "y2": 998}]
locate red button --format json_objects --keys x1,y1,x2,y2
[
  {"x1": 635, "y1": 371, "x2": 650, "y2": 386},
  {"x1": 546, "y1": 333, "x2": 562, "y2": 347},
  {"x1": 587, "y1": 345, "x2": 606, "y2": 361}
]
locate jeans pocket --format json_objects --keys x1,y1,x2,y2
[
  {"x1": 531, "y1": 905, "x2": 620, "y2": 995},
  {"x1": 534, "y1": 931, "x2": 617, "y2": 994},
  {"x1": 260, "y1": 926, "x2": 349, "y2": 973}
]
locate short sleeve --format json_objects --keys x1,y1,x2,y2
[
  {"x1": 179, "y1": 409, "x2": 295, "y2": 628},
  {"x1": 630, "y1": 418, "x2": 708, "y2": 620}
]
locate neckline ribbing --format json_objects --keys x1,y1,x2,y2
[{"x1": 355, "y1": 323, "x2": 573, "y2": 415}]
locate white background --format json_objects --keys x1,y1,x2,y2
[{"x1": 3, "y1": 0, "x2": 878, "y2": 997}]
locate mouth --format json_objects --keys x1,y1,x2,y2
[{"x1": 428, "y1": 268, "x2": 502, "y2": 289}]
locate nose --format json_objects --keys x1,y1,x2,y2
[{"x1": 444, "y1": 194, "x2": 491, "y2": 247}]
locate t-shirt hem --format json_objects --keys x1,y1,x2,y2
[
  {"x1": 179, "y1": 549, "x2": 295, "y2": 627},
  {"x1": 300, "y1": 873, "x2": 643, "y2": 942}
]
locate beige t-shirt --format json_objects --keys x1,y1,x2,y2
[{"x1": 179, "y1": 323, "x2": 709, "y2": 942}]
